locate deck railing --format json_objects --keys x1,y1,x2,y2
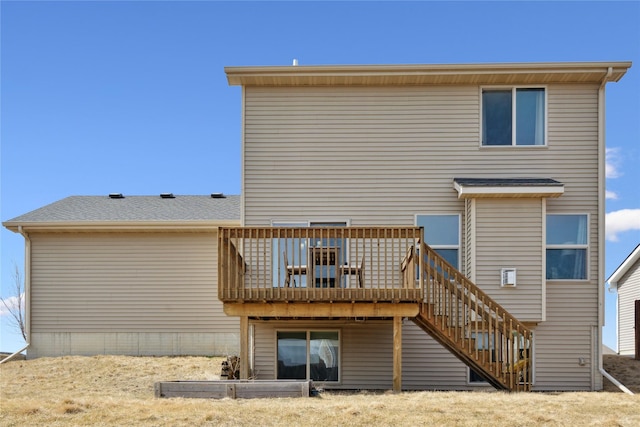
[
  {"x1": 407, "y1": 242, "x2": 533, "y2": 391},
  {"x1": 218, "y1": 227, "x2": 424, "y2": 303}
]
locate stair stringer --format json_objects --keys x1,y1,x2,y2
[
  {"x1": 412, "y1": 311, "x2": 508, "y2": 391},
  {"x1": 404, "y1": 241, "x2": 533, "y2": 392}
]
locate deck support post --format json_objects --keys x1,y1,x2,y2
[
  {"x1": 240, "y1": 316, "x2": 249, "y2": 379},
  {"x1": 393, "y1": 316, "x2": 402, "y2": 392}
]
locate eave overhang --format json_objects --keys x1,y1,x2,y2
[
  {"x1": 453, "y1": 178, "x2": 565, "y2": 199},
  {"x1": 2, "y1": 220, "x2": 241, "y2": 233},
  {"x1": 226, "y1": 61, "x2": 631, "y2": 87},
  {"x1": 607, "y1": 244, "x2": 640, "y2": 290}
]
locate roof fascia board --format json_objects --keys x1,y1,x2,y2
[
  {"x1": 226, "y1": 61, "x2": 632, "y2": 86},
  {"x1": 3, "y1": 220, "x2": 241, "y2": 233},
  {"x1": 608, "y1": 245, "x2": 640, "y2": 289}
]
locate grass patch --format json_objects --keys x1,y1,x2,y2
[{"x1": 1, "y1": 354, "x2": 638, "y2": 426}]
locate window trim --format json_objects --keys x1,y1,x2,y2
[
  {"x1": 545, "y1": 213, "x2": 590, "y2": 281},
  {"x1": 275, "y1": 329, "x2": 341, "y2": 383},
  {"x1": 479, "y1": 86, "x2": 548, "y2": 148},
  {"x1": 415, "y1": 213, "x2": 461, "y2": 269}
]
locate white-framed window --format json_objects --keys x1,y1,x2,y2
[
  {"x1": 546, "y1": 214, "x2": 588, "y2": 280},
  {"x1": 482, "y1": 87, "x2": 546, "y2": 146},
  {"x1": 276, "y1": 330, "x2": 340, "y2": 382},
  {"x1": 415, "y1": 214, "x2": 460, "y2": 269}
]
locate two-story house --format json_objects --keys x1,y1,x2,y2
[
  {"x1": 219, "y1": 61, "x2": 630, "y2": 392},
  {"x1": 4, "y1": 61, "x2": 631, "y2": 391}
]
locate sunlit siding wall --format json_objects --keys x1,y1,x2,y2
[
  {"x1": 252, "y1": 320, "x2": 481, "y2": 390},
  {"x1": 28, "y1": 231, "x2": 238, "y2": 358},
  {"x1": 473, "y1": 198, "x2": 544, "y2": 321},
  {"x1": 252, "y1": 320, "x2": 393, "y2": 389},
  {"x1": 617, "y1": 260, "x2": 640, "y2": 356},
  {"x1": 402, "y1": 323, "x2": 474, "y2": 390},
  {"x1": 243, "y1": 83, "x2": 601, "y2": 390}
]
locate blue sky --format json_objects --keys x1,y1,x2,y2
[{"x1": 1, "y1": 1, "x2": 639, "y2": 353}]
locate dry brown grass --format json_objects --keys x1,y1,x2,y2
[{"x1": 1, "y1": 354, "x2": 639, "y2": 426}]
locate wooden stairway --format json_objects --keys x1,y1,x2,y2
[{"x1": 403, "y1": 243, "x2": 533, "y2": 392}]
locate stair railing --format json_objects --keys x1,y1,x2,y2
[{"x1": 405, "y1": 241, "x2": 533, "y2": 391}]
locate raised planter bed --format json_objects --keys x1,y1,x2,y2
[{"x1": 155, "y1": 380, "x2": 312, "y2": 399}]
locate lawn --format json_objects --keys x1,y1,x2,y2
[{"x1": 1, "y1": 354, "x2": 638, "y2": 426}]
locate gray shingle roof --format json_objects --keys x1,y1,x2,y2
[
  {"x1": 453, "y1": 178, "x2": 563, "y2": 187},
  {"x1": 3, "y1": 195, "x2": 240, "y2": 226}
]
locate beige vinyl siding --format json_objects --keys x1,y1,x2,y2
[
  {"x1": 402, "y1": 323, "x2": 475, "y2": 390},
  {"x1": 244, "y1": 84, "x2": 599, "y2": 236},
  {"x1": 243, "y1": 83, "x2": 601, "y2": 390},
  {"x1": 28, "y1": 231, "x2": 238, "y2": 357},
  {"x1": 533, "y1": 282, "x2": 597, "y2": 390},
  {"x1": 618, "y1": 259, "x2": 640, "y2": 355},
  {"x1": 253, "y1": 320, "x2": 477, "y2": 390},
  {"x1": 474, "y1": 198, "x2": 543, "y2": 321},
  {"x1": 464, "y1": 199, "x2": 474, "y2": 280}
]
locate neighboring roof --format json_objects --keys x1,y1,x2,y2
[
  {"x1": 453, "y1": 178, "x2": 564, "y2": 199},
  {"x1": 608, "y1": 244, "x2": 640, "y2": 290},
  {"x1": 3, "y1": 195, "x2": 241, "y2": 231},
  {"x1": 226, "y1": 61, "x2": 631, "y2": 87}
]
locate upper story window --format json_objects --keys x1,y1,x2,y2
[
  {"x1": 546, "y1": 214, "x2": 588, "y2": 280},
  {"x1": 482, "y1": 88, "x2": 546, "y2": 146}
]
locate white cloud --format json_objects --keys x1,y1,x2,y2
[
  {"x1": 606, "y1": 147, "x2": 622, "y2": 179},
  {"x1": 605, "y1": 190, "x2": 618, "y2": 200},
  {"x1": 606, "y1": 209, "x2": 640, "y2": 242},
  {"x1": 0, "y1": 294, "x2": 24, "y2": 317}
]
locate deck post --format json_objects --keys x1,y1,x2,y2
[
  {"x1": 393, "y1": 316, "x2": 402, "y2": 392},
  {"x1": 240, "y1": 316, "x2": 249, "y2": 379}
]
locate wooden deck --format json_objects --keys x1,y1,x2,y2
[
  {"x1": 218, "y1": 226, "x2": 423, "y2": 304},
  {"x1": 218, "y1": 226, "x2": 533, "y2": 392},
  {"x1": 221, "y1": 287, "x2": 423, "y2": 304}
]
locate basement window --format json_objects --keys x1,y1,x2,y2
[{"x1": 468, "y1": 332, "x2": 496, "y2": 384}]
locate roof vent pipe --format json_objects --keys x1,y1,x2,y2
[{"x1": 292, "y1": 59, "x2": 298, "y2": 66}]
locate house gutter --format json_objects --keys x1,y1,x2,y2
[
  {"x1": 596, "y1": 67, "x2": 612, "y2": 390},
  {"x1": 596, "y1": 67, "x2": 634, "y2": 395},
  {"x1": 0, "y1": 225, "x2": 31, "y2": 364}
]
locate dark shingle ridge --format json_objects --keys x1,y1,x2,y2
[{"x1": 4, "y1": 195, "x2": 241, "y2": 224}]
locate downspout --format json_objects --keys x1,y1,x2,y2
[
  {"x1": 595, "y1": 67, "x2": 612, "y2": 389},
  {"x1": 0, "y1": 225, "x2": 31, "y2": 364},
  {"x1": 600, "y1": 366, "x2": 634, "y2": 395}
]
